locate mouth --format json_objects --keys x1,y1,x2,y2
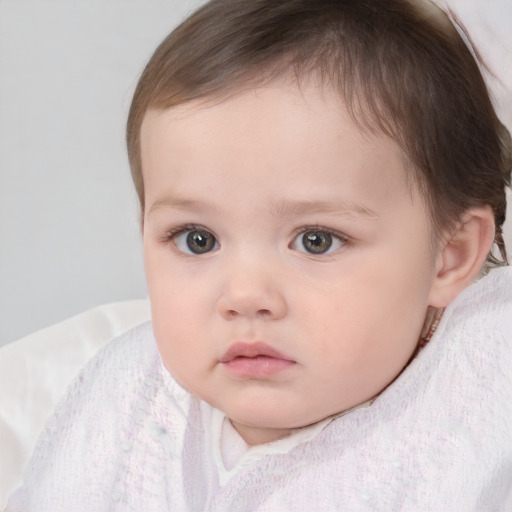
[{"x1": 220, "y1": 341, "x2": 296, "y2": 378}]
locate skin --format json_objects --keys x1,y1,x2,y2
[{"x1": 140, "y1": 81, "x2": 446, "y2": 446}]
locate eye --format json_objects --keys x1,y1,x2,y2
[
  {"x1": 291, "y1": 228, "x2": 346, "y2": 255},
  {"x1": 172, "y1": 227, "x2": 219, "y2": 255}
]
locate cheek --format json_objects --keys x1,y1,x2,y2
[
  {"x1": 151, "y1": 299, "x2": 205, "y2": 394},
  {"x1": 303, "y1": 258, "x2": 431, "y2": 361},
  {"x1": 150, "y1": 285, "x2": 205, "y2": 347},
  {"x1": 146, "y1": 272, "x2": 204, "y2": 374},
  {"x1": 144, "y1": 245, "x2": 216, "y2": 349}
]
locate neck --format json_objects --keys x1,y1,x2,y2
[{"x1": 230, "y1": 420, "x2": 294, "y2": 446}]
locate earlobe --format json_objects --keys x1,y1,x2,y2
[{"x1": 428, "y1": 206, "x2": 495, "y2": 308}]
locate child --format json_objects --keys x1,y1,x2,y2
[{"x1": 8, "y1": 0, "x2": 512, "y2": 510}]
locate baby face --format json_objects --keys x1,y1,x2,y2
[{"x1": 141, "y1": 81, "x2": 440, "y2": 445}]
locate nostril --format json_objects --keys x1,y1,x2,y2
[
  {"x1": 223, "y1": 308, "x2": 272, "y2": 320},
  {"x1": 217, "y1": 293, "x2": 287, "y2": 320}
]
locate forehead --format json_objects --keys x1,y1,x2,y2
[{"x1": 140, "y1": 81, "x2": 424, "y2": 221}]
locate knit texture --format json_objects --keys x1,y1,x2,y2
[{"x1": 8, "y1": 267, "x2": 512, "y2": 511}]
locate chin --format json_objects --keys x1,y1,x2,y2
[{"x1": 224, "y1": 401, "x2": 322, "y2": 433}]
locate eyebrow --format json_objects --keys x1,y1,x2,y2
[
  {"x1": 148, "y1": 197, "x2": 225, "y2": 218},
  {"x1": 267, "y1": 198, "x2": 379, "y2": 219},
  {"x1": 148, "y1": 196, "x2": 378, "y2": 220}
]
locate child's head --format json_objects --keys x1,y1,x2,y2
[
  {"x1": 128, "y1": 0, "x2": 510, "y2": 264},
  {"x1": 126, "y1": 0, "x2": 510, "y2": 444}
]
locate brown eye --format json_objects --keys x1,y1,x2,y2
[
  {"x1": 186, "y1": 230, "x2": 216, "y2": 254},
  {"x1": 291, "y1": 228, "x2": 346, "y2": 255},
  {"x1": 173, "y1": 228, "x2": 218, "y2": 254},
  {"x1": 302, "y1": 231, "x2": 333, "y2": 254}
]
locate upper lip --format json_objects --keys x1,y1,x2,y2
[{"x1": 220, "y1": 341, "x2": 293, "y2": 363}]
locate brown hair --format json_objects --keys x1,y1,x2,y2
[{"x1": 127, "y1": 0, "x2": 511, "y2": 265}]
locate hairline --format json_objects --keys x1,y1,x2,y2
[{"x1": 138, "y1": 68, "x2": 443, "y2": 259}]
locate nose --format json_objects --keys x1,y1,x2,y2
[{"x1": 216, "y1": 261, "x2": 287, "y2": 321}]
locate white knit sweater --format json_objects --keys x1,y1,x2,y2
[{"x1": 8, "y1": 267, "x2": 512, "y2": 511}]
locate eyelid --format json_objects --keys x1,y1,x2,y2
[
  {"x1": 290, "y1": 225, "x2": 349, "y2": 254},
  {"x1": 159, "y1": 223, "x2": 349, "y2": 255},
  {"x1": 161, "y1": 223, "x2": 206, "y2": 240},
  {"x1": 292, "y1": 225, "x2": 349, "y2": 241},
  {"x1": 162, "y1": 223, "x2": 219, "y2": 254}
]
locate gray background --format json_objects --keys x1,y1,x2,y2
[
  {"x1": 0, "y1": 0, "x2": 201, "y2": 345},
  {"x1": 1, "y1": 0, "x2": 510, "y2": 346}
]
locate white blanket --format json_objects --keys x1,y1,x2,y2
[
  {"x1": 7, "y1": 267, "x2": 512, "y2": 511},
  {"x1": 0, "y1": 300, "x2": 151, "y2": 509}
]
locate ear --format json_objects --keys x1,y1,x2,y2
[{"x1": 428, "y1": 206, "x2": 495, "y2": 308}]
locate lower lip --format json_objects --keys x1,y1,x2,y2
[{"x1": 222, "y1": 356, "x2": 295, "y2": 378}]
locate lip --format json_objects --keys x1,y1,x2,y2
[{"x1": 220, "y1": 341, "x2": 296, "y2": 378}]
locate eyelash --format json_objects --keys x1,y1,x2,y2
[
  {"x1": 291, "y1": 226, "x2": 349, "y2": 255},
  {"x1": 160, "y1": 224, "x2": 349, "y2": 256},
  {"x1": 161, "y1": 224, "x2": 219, "y2": 253},
  {"x1": 161, "y1": 224, "x2": 208, "y2": 243}
]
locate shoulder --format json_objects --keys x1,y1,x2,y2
[
  {"x1": 49, "y1": 320, "x2": 193, "y2": 431},
  {"x1": 447, "y1": 265, "x2": 512, "y2": 328},
  {"x1": 45, "y1": 321, "x2": 161, "y2": 411},
  {"x1": 436, "y1": 266, "x2": 512, "y2": 381},
  {"x1": 385, "y1": 266, "x2": 512, "y2": 449},
  {"x1": 7, "y1": 321, "x2": 195, "y2": 511},
  {"x1": 82, "y1": 320, "x2": 158, "y2": 373}
]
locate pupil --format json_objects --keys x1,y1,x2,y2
[
  {"x1": 303, "y1": 232, "x2": 332, "y2": 254},
  {"x1": 186, "y1": 230, "x2": 215, "y2": 254}
]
